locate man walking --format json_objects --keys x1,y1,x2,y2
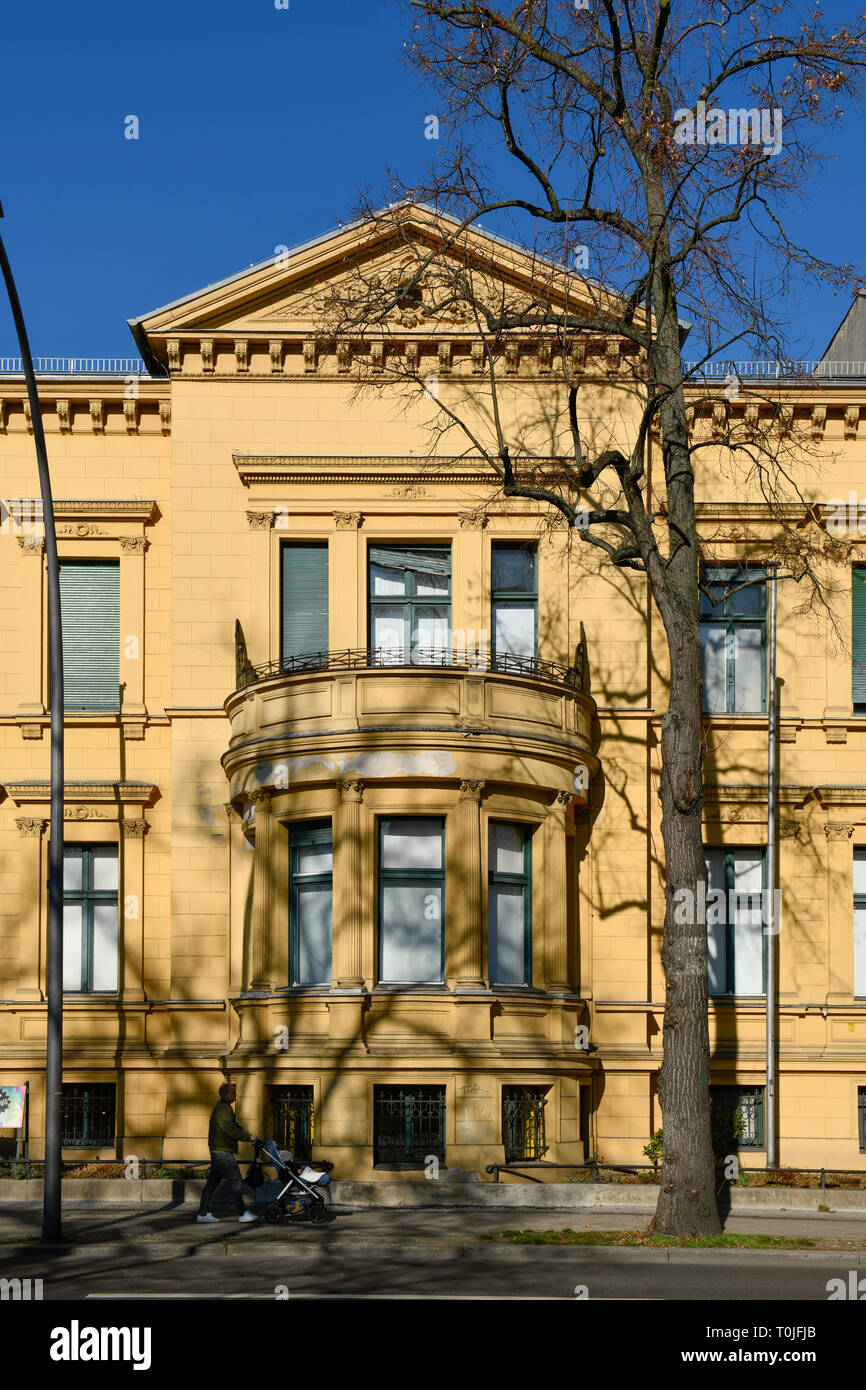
[{"x1": 197, "y1": 1081, "x2": 260, "y2": 1224}]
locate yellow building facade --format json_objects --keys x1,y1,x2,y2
[{"x1": 1, "y1": 207, "x2": 865, "y2": 1177}]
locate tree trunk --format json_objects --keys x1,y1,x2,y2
[{"x1": 652, "y1": 630, "x2": 721, "y2": 1235}]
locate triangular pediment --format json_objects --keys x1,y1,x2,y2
[{"x1": 129, "y1": 204, "x2": 629, "y2": 367}]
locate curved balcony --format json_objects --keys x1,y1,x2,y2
[{"x1": 223, "y1": 636, "x2": 599, "y2": 803}]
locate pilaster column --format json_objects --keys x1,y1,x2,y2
[
  {"x1": 15, "y1": 817, "x2": 45, "y2": 999},
  {"x1": 246, "y1": 512, "x2": 274, "y2": 669},
  {"x1": 332, "y1": 779, "x2": 365, "y2": 990},
  {"x1": 119, "y1": 536, "x2": 147, "y2": 716},
  {"x1": 120, "y1": 818, "x2": 148, "y2": 1000},
  {"x1": 453, "y1": 780, "x2": 486, "y2": 990},
  {"x1": 17, "y1": 537, "x2": 45, "y2": 720},
  {"x1": 453, "y1": 513, "x2": 486, "y2": 658},
  {"x1": 226, "y1": 803, "x2": 252, "y2": 996},
  {"x1": 544, "y1": 791, "x2": 573, "y2": 995},
  {"x1": 825, "y1": 559, "x2": 852, "y2": 720},
  {"x1": 247, "y1": 790, "x2": 273, "y2": 991},
  {"x1": 826, "y1": 821, "x2": 855, "y2": 1001},
  {"x1": 331, "y1": 513, "x2": 362, "y2": 651}
]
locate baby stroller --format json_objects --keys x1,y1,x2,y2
[{"x1": 256, "y1": 1138, "x2": 333, "y2": 1224}]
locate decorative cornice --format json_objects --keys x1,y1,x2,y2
[
  {"x1": 337, "y1": 778, "x2": 365, "y2": 802},
  {"x1": 120, "y1": 818, "x2": 149, "y2": 838},
  {"x1": 6, "y1": 499, "x2": 158, "y2": 523},
  {"x1": 4, "y1": 780, "x2": 158, "y2": 807},
  {"x1": 825, "y1": 822, "x2": 855, "y2": 841},
  {"x1": 232, "y1": 454, "x2": 498, "y2": 487},
  {"x1": 333, "y1": 511, "x2": 363, "y2": 529},
  {"x1": 15, "y1": 817, "x2": 45, "y2": 838}
]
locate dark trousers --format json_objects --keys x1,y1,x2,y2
[{"x1": 199, "y1": 1150, "x2": 247, "y2": 1215}]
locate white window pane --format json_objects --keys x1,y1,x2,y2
[
  {"x1": 63, "y1": 904, "x2": 84, "y2": 991},
  {"x1": 412, "y1": 606, "x2": 450, "y2": 659},
  {"x1": 488, "y1": 884, "x2": 525, "y2": 984},
  {"x1": 371, "y1": 564, "x2": 407, "y2": 597},
  {"x1": 371, "y1": 606, "x2": 407, "y2": 661},
  {"x1": 490, "y1": 823, "x2": 525, "y2": 875},
  {"x1": 92, "y1": 849, "x2": 118, "y2": 892},
  {"x1": 415, "y1": 570, "x2": 449, "y2": 598},
  {"x1": 854, "y1": 848, "x2": 866, "y2": 897},
  {"x1": 92, "y1": 904, "x2": 118, "y2": 991},
  {"x1": 733, "y1": 627, "x2": 763, "y2": 712},
  {"x1": 700, "y1": 627, "x2": 726, "y2": 712},
  {"x1": 63, "y1": 852, "x2": 83, "y2": 891},
  {"x1": 494, "y1": 603, "x2": 535, "y2": 659},
  {"x1": 296, "y1": 885, "x2": 332, "y2": 985},
  {"x1": 731, "y1": 853, "x2": 764, "y2": 994},
  {"x1": 380, "y1": 884, "x2": 442, "y2": 981},
  {"x1": 855, "y1": 907, "x2": 866, "y2": 997},
  {"x1": 296, "y1": 843, "x2": 332, "y2": 876},
  {"x1": 381, "y1": 820, "x2": 442, "y2": 870}
]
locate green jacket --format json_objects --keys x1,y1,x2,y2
[{"x1": 208, "y1": 1100, "x2": 252, "y2": 1153}]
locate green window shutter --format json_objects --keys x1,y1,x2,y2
[
  {"x1": 853, "y1": 569, "x2": 866, "y2": 703},
  {"x1": 59, "y1": 561, "x2": 119, "y2": 711},
  {"x1": 281, "y1": 543, "x2": 329, "y2": 664}
]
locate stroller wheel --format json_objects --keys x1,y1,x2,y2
[
  {"x1": 264, "y1": 1202, "x2": 284, "y2": 1225},
  {"x1": 309, "y1": 1200, "x2": 329, "y2": 1224}
]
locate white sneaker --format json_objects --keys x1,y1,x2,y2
[
  {"x1": 238, "y1": 1211, "x2": 260, "y2": 1223},
  {"x1": 196, "y1": 1213, "x2": 220, "y2": 1223}
]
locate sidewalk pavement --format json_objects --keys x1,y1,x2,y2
[{"x1": 2, "y1": 1201, "x2": 866, "y2": 1255}]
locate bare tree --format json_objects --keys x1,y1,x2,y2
[{"x1": 318, "y1": 0, "x2": 866, "y2": 1235}]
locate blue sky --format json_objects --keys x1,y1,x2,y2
[{"x1": 0, "y1": 0, "x2": 863, "y2": 363}]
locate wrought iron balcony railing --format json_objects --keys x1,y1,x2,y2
[{"x1": 234, "y1": 622, "x2": 586, "y2": 693}]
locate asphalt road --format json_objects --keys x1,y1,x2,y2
[{"x1": 1, "y1": 1204, "x2": 865, "y2": 1301}]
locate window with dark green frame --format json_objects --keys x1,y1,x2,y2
[
  {"x1": 710, "y1": 1085, "x2": 764, "y2": 1151},
  {"x1": 854, "y1": 849, "x2": 866, "y2": 998},
  {"x1": 853, "y1": 568, "x2": 866, "y2": 712},
  {"x1": 378, "y1": 817, "x2": 445, "y2": 983},
  {"x1": 58, "y1": 560, "x2": 119, "y2": 711},
  {"x1": 491, "y1": 543, "x2": 537, "y2": 665},
  {"x1": 271, "y1": 1085, "x2": 314, "y2": 1161},
  {"x1": 61, "y1": 1083, "x2": 116, "y2": 1147},
  {"x1": 368, "y1": 546, "x2": 451, "y2": 665},
  {"x1": 488, "y1": 821, "x2": 532, "y2": 985},
  {"x1": 704, "y1": 847, "x2": 766, "y2": 996},
  {"x1": 281, "y1": 542, "x2": 329, "y2": 665},
  {"x1": 502, "y1": 1085, "x2": 548, "y2": 1162},
  {"x1": 289, "y1": 822, "x2": 332, "y2": 986},
  {"x1": 700, "y1": 565, "x2": 766, "y2": 713},
  {"x1": 63, "y1": 845, "x2": 119, "y2": 993}
]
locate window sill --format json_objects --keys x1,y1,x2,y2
[{"x1": 373, "y1": 983, "x2": 449, "y2": 993}]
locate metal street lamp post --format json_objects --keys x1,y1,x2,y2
[{"x1": 0, "y1": 203, "x2": 65, "y2": 1241}]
